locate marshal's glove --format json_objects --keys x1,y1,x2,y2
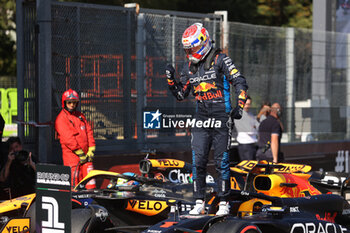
[
  {"x1": 165, "y1": 64, "x2": 175, "y2": 85},
  {"x1": 86, "y1": 146, "x2": 95, "y2": 162},
  {"x1": 74, "y1": 149, "x2": 87, "y2": 164}
]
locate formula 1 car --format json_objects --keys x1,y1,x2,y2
[
  {"x1": 72, "y1": 159, "x2": 349, "y2": 232},
  {"x1": 144, "y1": 190, "x2": 350, "y2": 233},
  {"x1": 72, "y1": 158, "x2": 216, "y2": 231},
  {"x1": 0, "y1": 158, "x2": 207, "y2": 233},
  {"x1": 142, "y1": 161, "x2": 350, "y2": 233}
]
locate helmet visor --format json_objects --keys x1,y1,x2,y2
[
  {"x1": 184, "y1": 44, "x2": 202, "y2": 55},
  {"x1": 66, "y1": 100, "x2": 78, "y2": 105}
]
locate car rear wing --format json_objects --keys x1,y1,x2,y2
[
  {"x1": 309, "y1": 171, "x2": 350, "y2": 197},
  {"x1": 231, "y1": 160, "x2": 312, "y2": 174}
]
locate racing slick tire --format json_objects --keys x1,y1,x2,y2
[{"x1": 207, "y1": 221, "x2": 262, "y2": 233}]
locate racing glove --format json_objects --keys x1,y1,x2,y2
[
  {"x1": 86, "y1": 146, "x2": 95, "y2": 162},
  {"x1": 165, "y1": 64, "x2": 185, "y2": 101},
  {"x1": 231, "y1": 90, "x2": 247, "y2": 119},
  {"x1": 165, "y1": 64, "x2": 175, "y2": 85},
  {"x1": 230, "y1": 106, "x2": 243, "y2": 120},
  {"x1": 74, "y1": 149, "x2": 87, "y2": 164}
]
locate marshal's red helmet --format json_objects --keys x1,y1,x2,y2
[{"x1": 61, "y1": 89, "x2": 79, "y2": 108}]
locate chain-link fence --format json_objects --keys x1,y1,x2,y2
[
  {"x1": 227, "y1": 22, "x2": 349, "y2": 142},
  {"x1": 16, "y1": 0, "x2": 350, "y2": 160},
  {"x1": 51, "y1": 3, "x2": 136, "y2": 141},
  {"x1": 20, "y1": 1, "x2": 37, "y2": 144}
]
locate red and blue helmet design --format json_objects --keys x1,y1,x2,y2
[{"x1": 182, "y1": 23, "x2": 212, "y2": 64}]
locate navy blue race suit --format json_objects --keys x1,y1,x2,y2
[{"x1": 166, "y1": 48, "x2": 248, "y2": 200}]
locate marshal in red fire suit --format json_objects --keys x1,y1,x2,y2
[
  {"x1": 55, "y1": 89, "x2": 96, "y2": 189},
  {"x1": 166, "y1": 48, "x2": 248, "y2": 200}
]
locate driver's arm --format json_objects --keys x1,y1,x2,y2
[
  {"x1": 270, "y1": 134, "x2": 279, "y2": 163},
  {"x1": 166, "y1": 65, "x2": 191, "y2": 101}
]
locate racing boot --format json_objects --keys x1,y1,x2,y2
[
  {"x1": 189, "y1": 199, "x2": 205, "y2": 215},
  {"x1": 216, "y1": 201, "x2": 230, "y2": 215}
]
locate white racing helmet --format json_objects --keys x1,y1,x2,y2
[{"x1": 181, "y1": 23, "x2": 212, "y2": 64}]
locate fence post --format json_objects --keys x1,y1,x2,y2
[
  {"x1": 37, "y1": 0, "x2": 52, "y2": 163},
  {"x1": 214, "y1": 11, "x2": 228, "y2": 53},
  {"x1": 171, "y1": 17, "x2": 176, "y2": 67},
  {"x1": 347, "y1": 34, "x2": 350, "y2": 139},
  {"x1": 136, "y1": 13, "x2": 146, "y2": 148},
  {"x1": 123, "y1": 10, "x2": 132, "y2": 140},
  {"x1": 311, "y1": 0, "x2": 332, "y2": 139},
  {"x1": 16, "y1": 0, "x2": 25, "y2": 141},
  {"x1": 286, "y1": 27, "x2": 295, "y2": 141}
]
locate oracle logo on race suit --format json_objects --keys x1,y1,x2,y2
[
  {"x1": 168, "y1": 169, "x2": 214, "y2": 184},
  {"x1": 189, "y1": 72, "x2": 217, "y2": 84}
]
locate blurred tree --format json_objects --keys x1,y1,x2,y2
[
  {"x1": 257, "y1": 0, "x2": 312, "y2": 28},
  {"x1": 0, "y1": 0, "x2": 16, "y2": 76},
  {"x1": 64, "y1": 0, "x2": 260, "y2": 25},
  {"x1": 64, "y1": 0, "x2": 312, "y2": 28}
]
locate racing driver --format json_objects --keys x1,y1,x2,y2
[
  {"x1": 55, "y1": 89, "x2": 96, "y2": 189},
  {"x1": 166, "y1": 23, "x2": 248, "y2": 215}
]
